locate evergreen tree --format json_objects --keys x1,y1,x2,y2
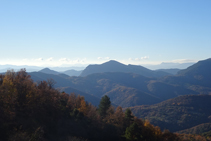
[
  {"x1": 125, "y1": 108, "x2": 134, "y2": 121},
  {"x1": 125, "y1": 122, "x2": 141, "y2": 141},
  {"x1": 98, "y1": 95, "x2": 111, "y2": 117}
]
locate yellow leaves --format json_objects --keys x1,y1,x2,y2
[
  {"x1": 78, "y1": 99, "x2": 87, "y2": 115},
  {"x1": 144, "y1": 120, "x2": 151, "y2": 127},
  {"x1": 103, "y1": 106, "x2": 125, "y2": 126},
  {"x1": 144, "y1": 120, "x2": 162, "y2": 138},
  {"x1": 67, "y1": 94, "x2": 88, "y2": 116},
  {"x1": 154, "y1": 126, "x2": 162, "y2": 136}
]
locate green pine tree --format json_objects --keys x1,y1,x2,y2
[
  {"x1": 98, "y1": 95, "x2": 111, "y2": 117},
  {"x1": 125, "y1": 122, "x2": 141, "y2": 141},
  {"x1": 125, "y1": 108, "x2": 134, "y2": 121}
]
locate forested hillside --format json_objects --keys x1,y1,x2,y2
[
  {"x1": 162, "y1": 58, "x2": 211, "y2": 93},
  {"x1": 1, "y1": 58, "x2": 211, "y2": 140},
  {"x1": 0, "y1": 69, "x2": 189, "y2": 141},
  {"x1": 178, "y1": 123, "x2": 211, "y2": 135},
  {"x1": 26, "y1": 59, "x2": 211, "y2": 110},
  {"x1": 130, "y1": 95, "x2": 211, "y2": 133}
]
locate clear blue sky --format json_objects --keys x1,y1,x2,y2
[{"x1": 0, "y1": 0, "x2": 210, "y2": 67}]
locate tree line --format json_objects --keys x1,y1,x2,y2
[{"x1": 0, "y1": 69, "x2": 209, "y2": 141}]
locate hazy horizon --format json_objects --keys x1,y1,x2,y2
[
  {"x1": 0, "y1": 59, "x2": 197, "y2": 72},
  {"x1": 1, "y1": 0, "x2": 210, "y2": 67}
]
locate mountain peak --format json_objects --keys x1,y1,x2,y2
[
  {"x1": 106, "y1": 60, "x2": 116, "y2": 62},
  {"x1": 41, "y1": 68, "x2": 51, "y2": 71},
  {"x1": 39, "y1": 68, "x2": 60, "y2": 75},
  {"x1": 102, "y1": 60, "x2": 124, "y2": 65},
  {"x1": 80, "y1": 60, "x2": 170, "y2": 77}
]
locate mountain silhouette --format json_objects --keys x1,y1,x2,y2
[
  {"x1": 25, "y1": 58, "x2": 211, "y2": 109},
  {"x1": 39, "y1": 68, "x2": 61, "y2": 75},
  {"x1": 178, "y1": 58, "x2": 211, "y2": 77},
  {"x1": 162, "y1": 58, "x2": 211, "y2": 89},
  {"x1": 80, "y1": 60, "x2": 171, "y2": 78}
]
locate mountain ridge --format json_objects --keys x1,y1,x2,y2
[
  {"x1": 129, "y1": 94, "x2": 211, "y2": 132},
  {"x1": 39, "y1": 68, "x2": 61, "y2": 75},
  {"x1": 80, "y1": 60, "x2": 171, "y2": 78}
]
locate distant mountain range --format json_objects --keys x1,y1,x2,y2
[
  {"x1": 0, "y1": 65, "x2": 85, "y2": 73},
  {"x1": 62, "y1": 70, "x2": 82, "y2": 76},
  {"x1": 39, "y1": 68, "x2": 61, "y2": 75},
  {"x1": 21, "y1": 58, "x2": 210, "y2": 109},
  {"x1": 0, "y1": 65, "x2": 43, "y2": 72},
  {"x1": 143, "y1": 62, "x2": 195, "y2": 70},
  {"x1": 2, "y1": 58, "x2": 211, "y2": 134},
  {"x1": 155, "y1": 68, "x2": 181, "y2": 75},
  {"x1": 38, "y1": 68, "x2": 82, "y2": 77},
  {"x1": 2, "y1": 58, "x2": 211, "y2": 108},
  {"x1": 80, "y1": 60, "x2": 172, "y2": 78},
  {"x1": 29, "y1": 71, "x2": 100, "y2": 106}
]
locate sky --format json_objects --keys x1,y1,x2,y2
[{"x1": 0, "y1": 0, "x2": 211, "y2": 67}]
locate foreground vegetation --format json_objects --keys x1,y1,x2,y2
[{"x1": 0, "y1": 69, "x2": 210, "y2": 141}]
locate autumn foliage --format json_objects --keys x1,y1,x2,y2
[{"x1": 0, "y1": 69, "x2": 209, "y2": 141}]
